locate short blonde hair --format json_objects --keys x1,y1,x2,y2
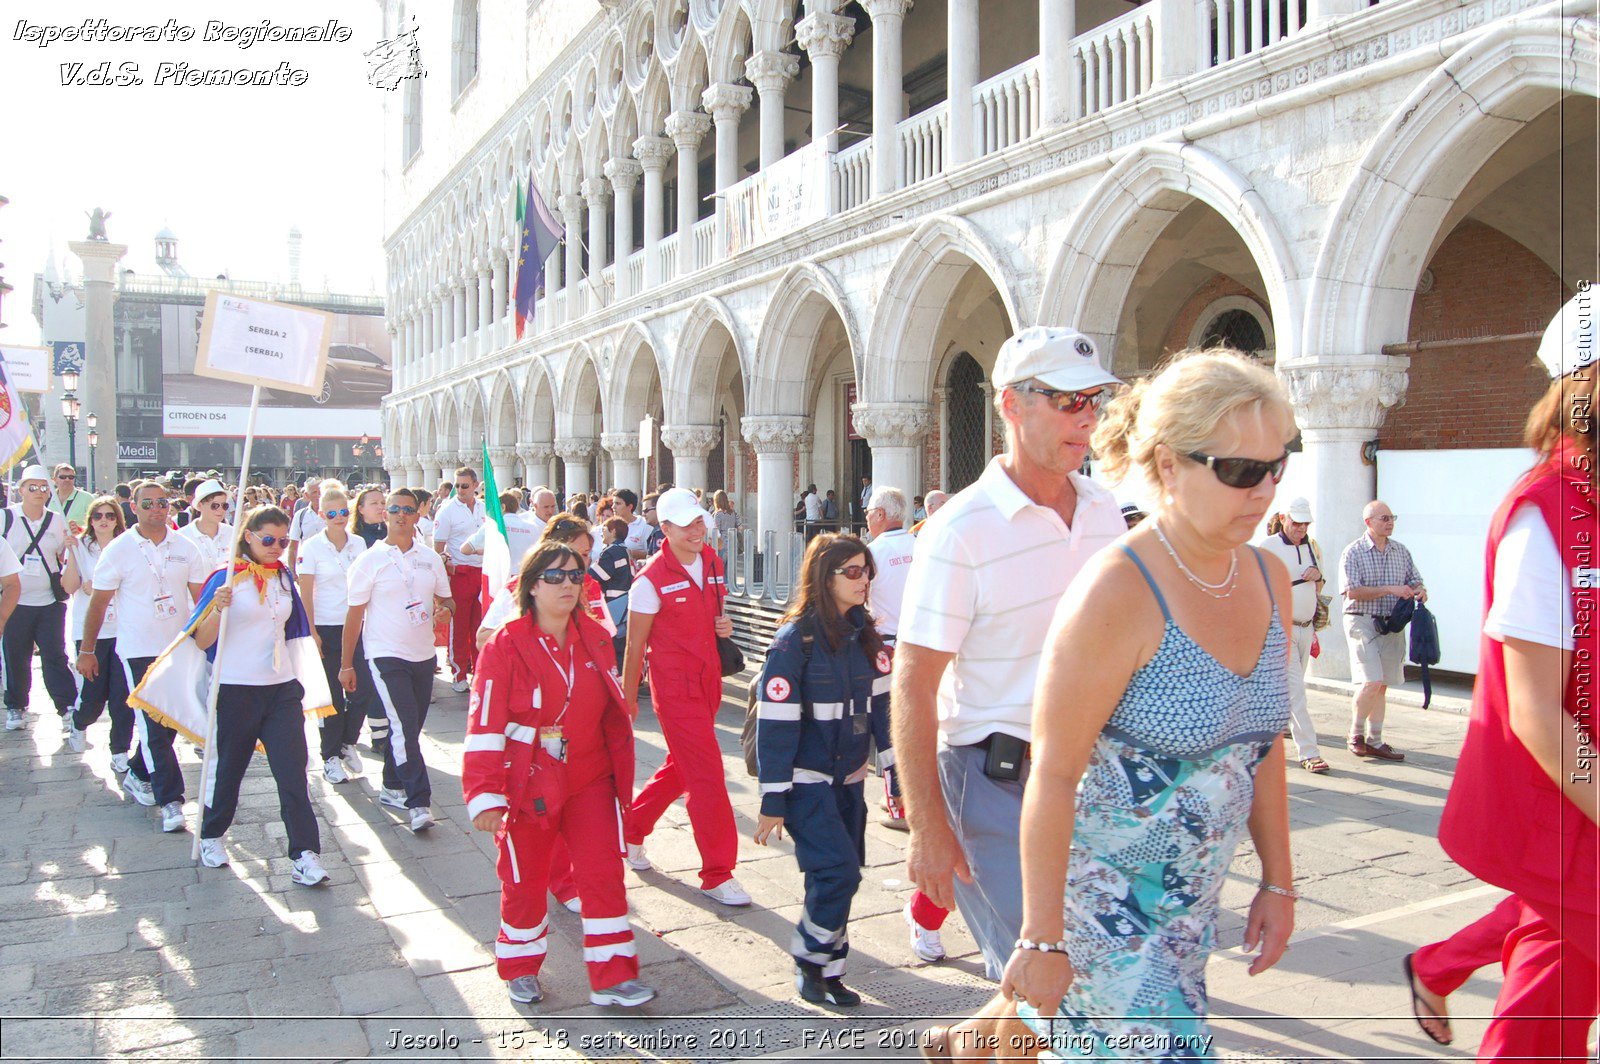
[{"x1": 1093, "y1": 349, "x2": 1296, "y2": 486}]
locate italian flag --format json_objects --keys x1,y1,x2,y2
[{"x1": 479, "y1": 441, "x2": 511, "y2": 618}]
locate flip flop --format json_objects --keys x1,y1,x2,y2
[
  {"x1": 919, "y1": 1026, "x2": 952, "y2": 1061},
  {"x1": 1300, "y1": 757, "x2": 1331, "y2": 774},
  {"x1": 1403, "y1": 953, "x2": 1453, "y2": 1045}
]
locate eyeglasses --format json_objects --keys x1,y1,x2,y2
[
  {"x1": 536, "y1": 568, "x2": 585, "y2": 585},
  {"x1": 324, "y1": 508, "x2": 350, "y2": 519},
  {"x1": 455, "y1": 483, "x2": 475, "y2": 491},
  {"x1": 831, "y1": 564, "x2": 873, "y2": 581},
  {"x1": 204, "y1": 501, "x2": 227, "y2": 511},
  {"x1": 91, "y1": 511, "x2": 118, "y2": 521},
  {"x1": 386, "y1": 505, "x2": 418, "y2": 515},
  {"x1": 1184, "y1": 450, "x2": 1289, "y2": 489},
  {"x1": 137, "y1": 498, "x2": 171, "y2": 510},
  {"x1": 55, "y1": 474, "x2": 75, "y2": 481},
  {"x1": 1014, "y1": 383, "x2": 1110, "y2": 415},
  {"x1": 23, "y1": 484, "x2": 50, "y2": 494},
  {"x1": 1372, "y1": 514, "x2": 1398, "y2": 522},
  {"x1": 249, "y1": 532, "x2": 285, "y2": 547}
]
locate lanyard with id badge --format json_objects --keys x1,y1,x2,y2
[
  {"x1": 536, "y1": 634, "x2": 575, "y2": 763},
  {"x1": 395, "y1": 546, "x2": 432, "y2": 628},
  {"x1": 139, "y1": 536, "x2": 181, "y2": 619}
]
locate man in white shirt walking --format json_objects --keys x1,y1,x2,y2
[
  {"x1": 285, "y1": 479, "x2": 327, "y2": 570},
  {"x1": 1254, "y1": 497, "x2": 1328, "y2": 773},
  {"x1": 3, "y1": 465, "x2": 78, "y2": 732},
  {"x1": 865, "y1": 487, "x2": 915, "y2": 640},
  {"x1": 432, "y1": 467, "x2": 485, "y2": 692}
]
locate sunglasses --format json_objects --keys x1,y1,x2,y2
[
  {"x1": 23, "y1": 484, "x2": 50, "y2": 494},
  {"x1": 536, "y1": 568, "x2": 585, "y2": 585},
  {"x1": 831, "y1": 564, "x2": 873, "y2": 581},
  {"x1": 137, "y1": 498, "x2": 171, "y2": 509},
  {"x1": 1373, "y1": 514, "x2": 1398, "y2": 522},
  {"x1": 204, "y1": 501, "x2": 227, "y2": 511},
  {"x1": 1014, "y1": 383, "x2": 1110, "y2": 415},
  {"x1": 386, "y1": 505, "x2": 418, "y2": 515},
  {"x1": 455, "y1": 483, "x2": 475, "y2": 491},
  {"x1": 249, "y1": 532, "x2": 285, "y2": 547},
  {"x1": 1185, "y1": 450, "x2": 1289, "y2": 489},
  {"x1": 324, "y1": 508, "x2": 350, "y2": 519},
  {"x1": 56, "y1": 474, "x2": 75, "y2": 481},
  {"x1": 91, "y1": 511, "x2": 118, "y2": 521}
]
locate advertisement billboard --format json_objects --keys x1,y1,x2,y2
[{"x1": 161, "y1": 302, "x2": 389, "y2": 438}]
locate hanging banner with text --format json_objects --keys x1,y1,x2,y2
[
  {"x1": 724, "y1": 143, "x2": 828, "y2": 258},
  {"x1": 0, "y1": 345, "x2": 51, "y2": 394}
]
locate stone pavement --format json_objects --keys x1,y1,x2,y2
[{"x1": 0, "y1": 653, "x2": 1520, "y2": 1062}]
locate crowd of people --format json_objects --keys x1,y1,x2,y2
[{"x1": 2, "y1": 293, "x2": 1593, "y2": 1055}]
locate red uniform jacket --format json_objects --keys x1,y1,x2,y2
[
  {"x1": 463, "y1": 611, "x2": 635, "y2": 825},
  {"x1": 636, "y1": 545, "x2": 726, "y2": 682}
]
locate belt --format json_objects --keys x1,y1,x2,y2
[{"x1": 966, "y1": 733, "x2": 1032, "y2": 758}]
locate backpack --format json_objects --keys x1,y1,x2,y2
[
  {"x1": 741, "y1": 632, "x2": 813, "y2": 777},
  {"x1": 1407, "y1": 603, "x2": 1440, "y2": 709}
]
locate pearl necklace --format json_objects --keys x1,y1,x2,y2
[{"x1": 1152, "y1": 521, "x2": 1238, "y2": 599}]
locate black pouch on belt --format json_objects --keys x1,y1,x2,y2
[{"x1": 981, "y1": 733, "x2": 1028, "y2": 782}]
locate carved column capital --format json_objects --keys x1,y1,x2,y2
[
  {"x1": 603, "y1": 158, "x2": 643, "y2": 192},
  {"x1": 661, "y1": 424, "x2": 721, "y2": 459},
  {"x1": 744, "y1": 51, "x2": 801, "y2": 95},
  {"x1": 632, "y1": 135, "x2": 675, "y2": 171},
  {"x1": 1278, "y1": 356, "x2": 1410, "y2": 435},
  {"x1": 516, "y1": 442, "x2": 554, "y2": 464},
  {"x1": 863, "y1": 0, "x2": 914, "y2": 22},
  {"x1": 741, "y1": 415, "x2": 812, "y2": 454},
  {"x1": 558, "y1": 193, "x2": 586, "y2": 224},
  {"x1": 554, "y1": 437, "x2": 597, "y2": 462},
  {"x1": 487, "y1": 445, "x2": 517, "y2": 464},
  {"x1": 851, "y1": 401, "x2": 934, "y2": 447},
  {"x1": 601, "y1": 431, "x2": 641, "y2": 461},
  {"x1": 663, "y1": 110, "x2": 712, "y2": 151},
  {"x1": 701, "y1": 82, "x2": 753, "y2": 122},
  {"x1": 580, "y1": 176, "x2": 611, "y2": 205},
  {"x1": 795, "y1": 12, "x2": 855, "y2": 60}
]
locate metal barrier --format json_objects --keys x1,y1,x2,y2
[{"x1": 720, "y1": 529, "x2": 808, "y2": 605}]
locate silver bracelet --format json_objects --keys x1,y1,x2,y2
[
  {"x1": 1258, "y1": 882, "x2": 1299, "y2": 900},
  {"x1": 1014, "y1": 937, "x2": 1070, "y2": 953}
]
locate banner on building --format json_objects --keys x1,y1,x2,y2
[
  {"x1": 50, "y1": 341, "x2": 85, "y2": 377},
  {"x1": 118, "y1": 439, "x2": 159, "y2": 463},
  {"x1": 724, "y1": 143, "x2": 828, "y2": 258},
  {"x1": 161, "y1": 293, "x2": 389, "y2": 439},
  {"x1": 0, "y1": 346, "x2": 50, "y2": 393}
]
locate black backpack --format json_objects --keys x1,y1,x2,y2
[{"x1": 1408, "y1": 603, "x2": 1440, "y2": 709}]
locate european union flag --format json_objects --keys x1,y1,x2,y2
[{"x1": 515, "y1": 176, "x2": 563, "y2": 340}]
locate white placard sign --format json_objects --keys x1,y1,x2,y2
[
  {"x1": 194, "y1": 291, "x2": 333, "y2": 395},
  {"x1": 638, "y1": 415, "x2": 655, "y2": 460},
  {"x1": 0, "y1": 346, "x2": 50, "y2": 394}
]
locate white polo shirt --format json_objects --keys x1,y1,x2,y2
[
  {"x1": 432, "y1": 496, "x2": 485, "y2": 568},
  {"x1": 346, "y1": 539, "x2": 451, "y2": 662},
  {"x1": 178, "y1": 520, "x2": 235, "y2": 577},
  {"x1": 92, "y1": 527, "x2": 210, "y2": 659},
  {"x1": 4, "y1": 507, "x2": 70, "y2": 608},
  {"x1": 867, "y1": 527, "x2": 917, "y2": 638},
  {"x1": 463, "y1": 511, "x2": 542, "y2": 569},
  {"x1": 896, "y1": 458, "x2": 1125, "y2": 747},
  {"x1": 215, "y1": 574, "x2": 298, "y2": 686},
  {"x1": 296, "y1": 530, "x2": 368, "y2": 625},
  {"x1": 69, "y1": 540, "x2": 112, "y2": 640},
  {"x1": 623, "y1": 515, "x2": 652, "y2": 554},
  {"x1": 1252, "y1": 531, "x2": 1322, "y2": 625},
  {"x1": 287, "y1": 506, "x2": 326, "y2": 547}
]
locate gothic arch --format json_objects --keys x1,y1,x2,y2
[
  {"x1": 609, "y1": 322, "x2": 668, "y2": 430},
  {"x1": 749, "y1": 262, "x2": 859, "y2": 416},
  {"x1": 671, "y1": 295, "x2": 749, "y2": 422}
]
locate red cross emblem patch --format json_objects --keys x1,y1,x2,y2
[{"x1": 765, "y1": 676, "x2": 792, "y2": 702}]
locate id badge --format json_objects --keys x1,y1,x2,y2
[
  {"x1": 154, "y1": 595, "x2": 178, "y2": 619},
  {"x1": 23, "y1": 555, "x2": 42, "y2": 570},
  {"x1": 404, "y1": 601, "x2": 430, "y2": 627},
  {"x1": 539, "y1": 725, "x2": 567, "y2": 762}
]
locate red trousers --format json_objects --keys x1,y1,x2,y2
[
  {"x1": 626, "y1": 669, "x2": 736, "y2": 890},
  {"x1": 1415, "y1": 896, "x2": 1520, "y2": 996},
  {"x1": 494, "y1": 773, "x2": 636, "y2": 990},
  {"x1": 447, "y1": 566, "x2": 484, "y2": 683},
  {"x1": 1477, "y1": 895, "x2": 1599, "y2": 1063}
]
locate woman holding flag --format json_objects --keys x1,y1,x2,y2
[{"x1": 174, "y1": 506, "x2": 333, "y2": 884}]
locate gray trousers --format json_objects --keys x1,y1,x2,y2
[{"x1": 938, "y1": 742, "x2": 1031, "y2": 981}]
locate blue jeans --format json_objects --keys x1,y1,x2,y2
[{"x1": 938, "y1": 742, "x2": 1031, "y2": 980}]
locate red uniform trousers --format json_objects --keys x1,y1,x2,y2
[
  {"x1": 494, "y1": 772, "x2": 636, "y2": 990},
  {"x1": 626, "y1": 667, "x2": 736, "y2": 890},
  {"x1": 1476, "y1": 895, "x2": 1599, "y2": 1063},
  {"x1": 446, "y1": 566, "x2": 485, "y2": 683},
  {"x1": 1414, "y1": 895, "x2": 1520, "y2": 997}
]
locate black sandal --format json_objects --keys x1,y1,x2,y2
[{"x1": 1403, "y1": 953, "x2": 1453, "y2": 1045}]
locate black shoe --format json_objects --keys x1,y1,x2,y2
[{"x1": 795, "y1": 962, "x2": 861, "y2": 1008}]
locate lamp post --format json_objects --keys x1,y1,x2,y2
[
  {"x1": 86, "y1": 412, "x2": 98, "y2": 490},
  {"x1": 60, "y1": 370, "x2": 80, "y2": 472}
]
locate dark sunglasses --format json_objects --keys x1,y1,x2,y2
[
  {"x1": 1014, "y1": 383, "x2": 1110, "y2": 415},
  {"x1": 137, "y1": 498, "x2": 171, "y2": 509},
  {"x1": 455, "y1": 483, "x2": 475, "y2": 491},
  {"x1": 324, "y1": 508, "x2": 350, "y2": 519},
  {"x1": 831, "y1": 564, "x2": 873, "y2": 581},
  {"x1": 55, "y1": 473, "x2": 75, "y2": 481},
  {"x1": 249, "y1": 532, "x2": 285, "y2": 547},
  {"x1": 1185, "y1": 450, "x2": 1289, "y2": 489},
  {"x1": 386, "y1": 504, "x2": 418, "y2": 515},
  {"x1": 204, "y1": 501, "x2": 227, "y2": 511},
  {"x1": 91, "y1": 511, "x2": 118, "y2": 521},
  {"x1": 536, "y1": 568, "x2": 585, "y2": 585}
]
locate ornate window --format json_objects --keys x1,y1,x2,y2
[
  {"x1": 1187, "y1": 295, "x2": 1275, "y2": 362},
  {"x1": 945, "y1": 352, "x2": 987, "y2": 492}
]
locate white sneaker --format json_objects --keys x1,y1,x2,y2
[
  {"x1": 161, "y1": 801, "x2": 186, "y2": 833},
  {"x1": 59, "y1": 714, "x2": 73, "y2": 735},
  {"x1": 198, "y1": 837, "x2": 228, "y2": 868},
  {"x1": 340, "y1": 744, "x2": 364, "y2": 775},
  {"x1": 4, "y1": 707, "x2": 23, "y2": 731},
  {"x1": 111, "y1": 752, "x2": 130, "y2": 774},
  {"x1": 905, "y1": 903, "x2": 947, "y2": 963},
  {"x1": 589, "y1": 978, "x2": 656, "y2": 1007},
  {"x1": 322, "y1": 756, "x2": 349, "y2": 784},
  {"x1": 451, "y1": 679, "x2": 470, "y2": 693},
  {"x1": 67, "y1": 726, "x2": 86, "y2": 753},
  {"x1": 561, "y1": 896, "x2": 583, "y2": 914},
  {"x1": 624, "y1": 843, "x2": 652, "y2": 872},
  {"x1": 409, "y1": 806, "x2": 434, "y2": 833},
  {"x1": 701, "y1": 878, "x2": 753, "y2": 907},
  {"x1": 377, "y1": 787, "x2": 409, "y2": 810},
  {"x1": 122, "y1": 774, "x2": 156, "y2": 806},
  {"x1": 291, "y1": 851, "x2": 329, "y2": 886},
  {"x1": 506, "y1": 974, "x2": 542, "y2": 1004}
]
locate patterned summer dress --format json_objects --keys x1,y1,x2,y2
[{"x1": 1020, "y1": 545, "x2": 1288, "y2": 1062}]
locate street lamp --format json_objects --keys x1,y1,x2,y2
[
  {"x1": 60, "y1": 370, "x2": 80, "y2": 472},
  {"x1": 86, "y1": 412, "x2": 98, "y2": 490}
]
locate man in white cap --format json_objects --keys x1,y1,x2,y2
[
  {"x1": 893, "y1": 326, "x2": 1127, "y2": 1053},
  {"x1": 620, "y1": 487, "x2": 749, "y2": 907},
  {"x1": 2, "y1": 464, "x2": 77, "y2": 734},
  {"x1": 1255, "y1": 497, "x2": 1328, "y2": 773}
]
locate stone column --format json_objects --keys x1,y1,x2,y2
[
  {"x1": 465, "y1": 269, "x2": 481, "y2": 345},
  {"x1": 662, "y1": 424, "x2": 720, "y2": 494},
  {"x1": 742, "y1": 415, "x2": 811, "y2": 546},
  {"x1": 633, "y1": 136, "x2": 673, "y2": 289},
  {"x1": 604, "y1": 159, "x2": 642, "y2": 300},
  {"x1": 69, "y1": 239, "x2": 128, "y2": 486},
  {"x1": 948, "y1": 0, "x2": 980, "y2": 165},
  {"x1": 1040, "y1": 0, "x2": 1078, "y2": 126},
  {"x1": 476, "y1": 263, "x2": 494, "y2": 354},
  {"x1": 665, "y1": 110, "x2": 711, "y2": 276},
  {"x1": 516, "y1": 442, "x2": 554, "y2": 488},
  {"x1": 1280, "y1": 357, "x2": 1410, "y2": 681},
  {"x1": 486, "y1": 446, "x2": 516, "y2": 487},
  {"x1": 555, "y1": 437, "x2": 596, "y2": 497},
  {"x1": 853, "y1": 401, "x2": 934, "y2": 500},
  {"x1": 865, "y1": 0, "x2": 912, "y2": 196},
  {"x1": 602, "y1": 432, "x2": 643, "y2": 498},
  {"x1": 452, "y1": 282, "x2": 466, "y2": 347},
  {"x1": 934, "y1": 386, "x2": 952, "y2": 491},
  {"x1": 582, "y1": 177, "x2": 610, "y2": 305},
  {"x1": 560, "y1": 193, "x2": 586, "y2": 318},
  {"x1": 703, "y1": 83, "x2": 753, "y2": 254},
  {"x1": 979, "y1": 381, "x2": 996, "y2": 460},
  {"x1": 745, "y1": 51, "x2": 800, "y2": 169},
  {"x1": 796, "y1": 12, "x2": 855, "y2": 213},
  {"x1": 491, "y1": 256, "x2": 508, "y2": 327}
]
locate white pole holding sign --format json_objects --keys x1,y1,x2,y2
[{"x1": 188, "y1": 291, "x2": 331, "y2": 861}]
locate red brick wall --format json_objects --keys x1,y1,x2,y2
[
  {"x1": 1160, "y1": 275, "x2": 1269, "y2": 359},
  {"x1": 1379, "y1": 220, "x2": 1567, "y2": 451}
]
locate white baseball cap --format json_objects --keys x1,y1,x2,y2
[
  {"x1": 1285, "y1": 497, "x2": 1313, "y2": 523},
  {"x1": 193, "y1": 479, "x2": 227, "y2": 504},
  {"x1": 655, "y1": 487, "x2": 710, "y2": 531},
  {"x1": 1537, "y1": 288, "x2": 1596, "y2": 379},
  {"x1": 991, "y1": 326, "x2": 1123, "y2": 393},
  {"x1": 18, "y1": 465, "x2": 48, "y2": 485}
]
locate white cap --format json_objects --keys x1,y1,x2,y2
[
  {"x1": 1537, "y1": 288, "x2": 1596, "y2": 379},
  {"x1": 655, "y1": 487, "x2": 711, "y2": 531},
  {"x1": 193, "y1": 479, "x2": 226, "y2": 504},
  {"x1": 1285, "y1": 497, "x2": 1313, "y2": 522},
  {"x1": 991, "y1": 325, "x2": 1123, "y2": 392},
  {"x1": 18, "y1": 465, "x2": 48, "y2": 484}
]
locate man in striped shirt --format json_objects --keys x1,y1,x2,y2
[{"x1": 1340, "y1": 499, "x2": 1426, "y2": 762}]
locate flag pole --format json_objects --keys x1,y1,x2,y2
[{"x1": 190, "y1": 383, "x2": 262, "y2": 862}]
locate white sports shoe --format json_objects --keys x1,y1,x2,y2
[
  {"x1": 161, "y1": 801, "x2": 186, "y2": 833},
  {"x1": 291, "y1": 851, "x2": 329, "y2": 886},
  {"x1": 377, "y1": 788, "x2": 409, "y2": 809},
  {"x1": 340, "y1": 744, "x2": 364, "y2": 775},
  {"x1": 67, "y1": 726, "x2": 86, "y2": 753},
  {"x1": 59, "y1": 714, "x2": 73, "y2": 735},
  {"x1": 409, "y1": 806, "x2": 435, "y2": 833},
  {"x1": 905, "y1": 902, "x2": 947, "y2": 963},
  {"x1": 4, "y1": 707, "x2": 23, "y2": 731},
  {"x1": 589, "y1": 978, "x2": 656, "y2": 1007},
  {"x1": 122, "y1": 774, "x2": 156, "y2": 806},
  {"x1": 451, "y1": 679, "x2": 470, "y2": 693},
  {"x1": 624, "y1": 843, "x2": 652, "y2": 872},
  {"x1": 701, "y1": 878, "x2": 753, "y2": 907},
  {"x1": 111, "y1": 752, "x2": 130, "y2": 774},
  {"x1": 322, "y1": 756, "x2": 349, "y2": 784},
  {"x1": 198, "y1": 837, "x2": 228, "y2": 868}
]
